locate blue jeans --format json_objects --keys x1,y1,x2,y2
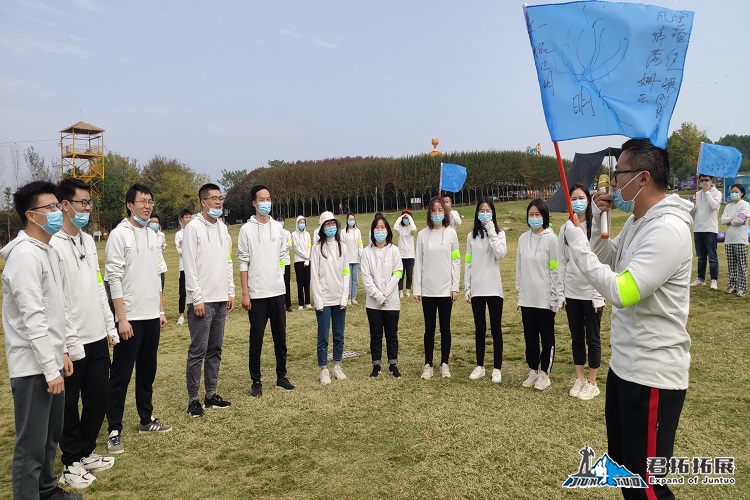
[
  {"x1": 694, "y1": 232, "x2": 718, "y2": 281},
  {"x1": 349, "y1": 263, "x2": 360, "y2": 299},
  {"x1": 316, "y1": 306, "x2": 346, "y2": 367}
]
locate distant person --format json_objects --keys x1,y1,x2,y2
[
  {"x1": 690, "y1": 174, "x2": 722, "y2": 289},
  {"x1": 557, "y1": 184, "x2": 604, "y2": 401},
  {"x1": 175, "y1": 208, "x2": 194, "y2": 326},
  {"x1": 516, "y1": 198, "x2": 559, "y2": 391},
  {"x1": 341, "y1": 213, "x2": 363, "y2": 305},
  {"x1": 291, "y1": 216, "x2": 312, "y2": 310},
  {"x1": 394, "y1": 209, "x2": 417, "y2": 298},
  {"x1": 464, "y1": 198, "x2": 507, "y2": 383},
  {"x1": 413, "y1": 197, "x2": 460, "y2": 380},
  {"x1": 237, "y1": 185, "x2": 295, "y2": 397},
  {"x1": 310, "y1": 211, "x2": 350, "y2": 385},
  {"x1": 443, "y1": 193, "x2": 462, "y2": 228},
  {"x1": 149, "y1": 214, "x2": 168, "y2": 291},
  {"x1": 2, "y1": 181, "x2": 85, "y2": 500},
  {"x1": 360, "y1": 213, "x2": 403, "y2": 378},
  {"x1": 52, "y1": 178, "x2": 117, "y2": 488},
  {"x1": 105, "y1": 184, "x2": 171, "y2": 456},
  {"x1": 183, "y1": 184, "x2": 235, "y2": 418},
  {"x1": 277, "y1": 216, "x2": 293, "y2": 312},
  {"x1": 721, "y1": 184, "x2": 750, "y2": 297}
]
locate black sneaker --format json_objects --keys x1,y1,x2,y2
[
  {"x1": 370, "y1": 365, "x2": 381, "y2": 377},
  {"x1": 187, "y1": 399, "x2": 204, "y2": 418},
  {"x1": 251, "y1": 382, "x2": 262, "y2": 398},
  {"x1": 389, "y1": 364, "x2": 401, "y2": 379},
  {"x1": 43, "y1": 486, "x2": 83, "y2": 500},
  {"x1": 204, "y1": 393, "x2": 231, "y2": 409},
  {"x1": 276, "y1": 377, "x2": 295, "y2": 391}
]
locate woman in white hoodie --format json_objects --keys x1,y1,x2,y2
[
  {"x1": 311, "y1": 212, "x2": 350, "y2": 385},
  {"x1": 557, "y1": 185, "x2": 605, "y2": 401},
  {"x1": 394, "y1": 208, "x2": 417, "y2": 298},
  {"x1": 361, "y1": 213, "x2": 403, "y2": 378},
  {"x1": 720, "y1": 184, "x2": 750, "y2": 297},
  {"x1": 341, "y1": 213, "x2": 363, "y2": 305},
  {"x1": 516, "y1": 198, "x2": 559, "y2": 391},
  {"x1": 291, "y1": 215, "x2": 312, "y2": 309},
  {"x1": 465, "y1": 198, "x2": 507, "y2": 383}
]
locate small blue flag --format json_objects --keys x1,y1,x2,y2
[
  {"x1": 697, "y1": 143, "x2": 743, "y2": 179},
  {"x1": 440, "y1": 163, "x2": 467, "y2": 193},
  {"x1": 524, "y1": 1, "x2": 694, "y2": 148}
]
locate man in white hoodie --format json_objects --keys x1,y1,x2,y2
[
  {"x1": 183, "y1": 183, "x2": 235, "y2": 418},
  {"x1": 690, "y1": 173, "x2": 723, "y2": 289},
  {"x1": 237, "y1": 185, "x2": 294, "y2": 397},
  {"x1": 105, "y1": 184, "x2": 171, "y2": 456},
  {"x1": 2, "y1": 181, "x2": 84, "y2": 500},
  {"x1": 561, "y1": 139, "x2": 692, "y2": 500}
]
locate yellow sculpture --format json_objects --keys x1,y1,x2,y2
[{"x1": 428, "y1": 138, "x2": 444, "y2": 157}]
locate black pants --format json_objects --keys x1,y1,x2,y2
[
  {"x1": 471, "y1": 296, "x2": 503, "y2": 368},
  {"x1": 366, "y1": 308, "x2": 399, "y2": 365},
  {"x1": 160, "y1": 273, "x2": 165, "y2": 291},
  {"x1": 398, "y1": 258, "x2": 415, "y2": 290},
  {"x1": 521, "y1": 307, "x2": 555, "y2": 373},
  {"x1": 421, "y1": 296, "x2": 452, "y2": 366},
  {"x1": 283, "y1": 265, "x2": 292, "y2": 308},
  {"x1": 107, "y1": 318, "x2": 161, "y2": 431},
  {"x1": 293, "y1": 261, "x2": 311, "y2": 306},
  {"x1": 248, "y1": 295, "x2": 288, "y2": 383},
  {"x1": 565, "y1": 297, "x2": 602, "y2": 369},
  {"x1": 606, "y1": 368, "x2": 686, "y2": 500},
  {"x1": 179, "y1": 270, "x2": 186, "y2": 314},
  {"x1": 61, "y1": 337, "x2": 110, "y2": 466}
]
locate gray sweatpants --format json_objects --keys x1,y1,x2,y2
[
  {"x1": 11, "y1": 373, "x2": 64, "y2": 500},
  {"x1": 186, "y1": 301, "x2": 228, "y2": 401}
]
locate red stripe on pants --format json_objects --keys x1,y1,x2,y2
[{"x1": 645, "y1": 387, "x2": 659, "y2": 500}]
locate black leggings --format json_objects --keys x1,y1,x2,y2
[
  {"x1": 366, "y1": 308, "x2": 399, "y2": 365},
  {"x1": 178, "y1": 271, "x2": 186, "y2": 314},
  {"x1": 521, "y1": 307, "x2": 555, "y2": 373},
  {"x1": 470, "y1": 296, "x2": 503, "y2": 368},
  {"x1": 399, "y1": 258, "x2": 415, "y2": 290},
  {"x1": 293, "y1": 261, "x2": 311, "y2": 306},
  {"x1": 421, "y1": 296, "x2": 452, "y2": 366},
  {"x1": 565, "y1": 297, "x2": 602, "y2": 369}
]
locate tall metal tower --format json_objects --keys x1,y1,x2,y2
[{"x1": 60, "y1": 121, "x2": 105, "y2": 232}]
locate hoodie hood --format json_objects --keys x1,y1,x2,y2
[
  {"x1": 296, "y1": 215, "x2": 306, "y2": 228},
  {"x1": 643, "y1": 193, "x2": 694, "y2": 228},
  {"x1": 0, "y1": 230, "x2": 43, "y2": 259}
]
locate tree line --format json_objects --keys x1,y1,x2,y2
[{"x1": 667, "y1": 123, "x2": 749, "y2": 181}]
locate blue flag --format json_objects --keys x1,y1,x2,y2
[
  {"x1": 524, "y1": 1, "x2": 694, "y2": 148},
  {"x1": 440, "y1": 163, "x2": 467, "y2": 193},
  {"x1": 698, "y1": 143, "x2": 743, "y2": 179}
]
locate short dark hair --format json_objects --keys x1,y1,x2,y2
[
  {"x1": 621, "y1": 138, "x2": 670, "y2": 191},
  {"x1": 180, "y1": 208, "x2": 193, "y2": 218},
  {"x1": 731, "y1": 183, "x2": 746, "y2": 197},
  {"x1": 472, "y1": 197, "x2": 499, "y2": 239},
  {"x1": 442, "y1": 193, "x2": 453, "y2": 203},
  {"x1": 14, "y1": 181, "x2": 58, "y2": 227},
  {"x1": 569, "y1": 184, "x2": 592, "y2": 240},
  {"x1": 698, "y1": 173, "x2": 712, "y2": 181},
  {"x1": 370, "y1": 213, "x2": 393, "y2": 246},
  {"x1": 526, "y1": 198, "x2": 550, "y2": 229},
  {"x1": 199, "y1": 183, "x2": 221, "y2": 200},
  {"x1": 250, "y1": 184, "x2": 269, "y2": 201},
  {"x1": 125, "y1": 183, "x2": 153, "y2": 216},
  {"x1": 426, "y1": 197, "x2": 450, "y2": 229},
  {"x1": 150, "y1": 213, "x2": 161, "y2": 224},
  {"x1": 57, "y1": 177, "x2": 90, "y2": 203}
]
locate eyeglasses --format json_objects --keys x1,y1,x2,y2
[
  {"x1": 202, "y1": 196, "x2": 224, "y2": 202},
  {"x1": 611, "y1": 169, "x2": 642, "y2": 182},
  {"x1": 68, "y1": 199, "x2": 94, "y2": 208},
  {"x1": 131, "y1": 200, "x2": 155, "y2": 206},
  {"x1": 29, "y1": 203, "x2": 62, "y2": 212}
]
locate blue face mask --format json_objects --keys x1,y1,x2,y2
[
  {"x1": 348, "y1": 219, "x2": 355, "y2": 227},
  {"x1": 731, "y1": 192, "x2": 741, "y2": 202},
  {"x1": 36, "y1": 210, "x2": 63, "y2": 235},
  {"x1": 402, "y1": 218, "x2": 409, "y2": 225},
  {"x1": 70, "y1": 209, "x2": 90, "y2": 229},
  {"x1": 478, "y1": 212, "x2": 492, "y2": 223},
  {"x1": 298, "y1": 223, "x2": 306, "y2": 231},
  {"x1": 571, "y1": 200, "x2": 588, "y2": 215},
  {"x1": 133, "y1": 213, "x2": 149, "y2": 227},
  {"x1": 208, "y1": 207, "x2": 223, "y2": 219},
  {"x1": 324, "y1": 226, "x2": 338, "y2": 238},
  {"x1": 149, "y1": 222, "x2": 159, "y2": 232},
  {"x1": 612, "y1": 174, "x2": 643, "y2": 214},
  {"x1": 431, "y1": 214, "x2": 445, "y2": 225},
  {"x1": 528, "y1": 217, "x2": 544, "y2": 230},
  {"x1": 257, "y1": 202, "x2": 272, "y2": 216},
  {"x1": 373, "y1": 231, "x2": 387, "y2": 243}
]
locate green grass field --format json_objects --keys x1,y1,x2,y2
[{"x1": 0, "y1": 199, "x2": 748, "y2": 499}]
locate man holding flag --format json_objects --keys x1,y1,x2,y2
[{"x1": 690, "y1": 174, "x2": 722, "y2": 289}]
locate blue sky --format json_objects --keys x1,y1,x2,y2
[{"x1": 0, "y1": 0, "x2": 747, "y2": 188}]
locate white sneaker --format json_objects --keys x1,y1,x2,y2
[
  {"x1": 469, "y1": 366, "x2": 485, "y2": 380},
  {"x1": 60, "y1": 462, "x2": 97, "y2": 489},
  {"x1": 347, "y1": 299, "x2": 352, "y2": 306},
  {"x1": 305, "y1": 304, "x2": 312, "y2": 309},
  {"x1": 331, "y1": 364, "x2": 347, "y2": 380},
  {"x1": 491, "y1": 368, "x2": 502, "y2": 383},
  {"x1": 569, "y1": 378, "x2": 586, "y2": 397},
  {"x1": 726, "y1": 287, "x2": 736, "y2": 294},
  {"x1": 440, "y1": 363, "x2": 451, "y2": 378},
  {"x1": 578, "y1": 380, "x2": 601, "y2": 400},
  {"x1": 320, "y1": 368, "x2": 331, "y2": 385},
  {"x1": 399, "y1": 290, "x2": 404, "y2": 298},
  {"x1": 710, "y1": 280, "x2": 718, "y2": 290},
  {"x1": 80, "y1": 453, "x2": 115, "y2": 472},
  {"x1": 421, "y1": 364, "x2": 433, "y2": 380},
  {"x1": 351, "y1": 299, "x2": 358, "y2": 304},
  {"x1": 177, "y1": 315, "x2": 184, "y2": 325},
  {"x1": 298, "y1": 306, "x2": 304, "y2": 311},
  {"x1": 534, "y1": 372, "x2": 551, "y2": 391},
  {"x1": 406, "y1": 290, "x2": 411, "y2": 297},
  {"x1": 690, "y1": 278, "x2": 705, "y2": 287},
  {"x1": 521, "y1": 369, "x2": 539, "y2": 388}
]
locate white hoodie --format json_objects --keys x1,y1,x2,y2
[
  {"x1": 464, "y1": 224, "x2": 507, "y2": 299},
  {"x1": 51, "y1": 230, "x2": 117, "y2": 345},
  {"x1": 394, "y1": 214, "x2": 417, "y2": 259},
  {"x1": 720, "y1": 199, "x2": 750, "y2": 245},
  {"x1": 291, "y1": 216, "x2": 312, "y2": 263},
  {"x1": 182, "y1": 213, "x2": 235, "y2": 305},
  {"x1": 360, "y1": 243, "x2": 403, "y2": 310},
  {"x1": 516, "y1": 228, "x2": 560, "y2": 311},
  {"x1": 413, "y1": 226, "x2": 460, "y2": 297},
  {"x1": 281, "y1": 226, "x2": 292, "y2": 265},
  {"x1": 556, "y1": 222, "x2": 605, "y2": 308},
  {"x1": 690, "y1": 186, "x2": 722, "y2": 233},
  {"x1": 310, "y1": 237, "x2": 350, "y2": 309},
  {"x1": 175, "y1": 228, "x2": 185, "y2": 271},
  {"x1": 341, "y1": 226, "x2": 363, "y2": 264},
  {"x1": 104, "y1": 218, "x2": 162, "y2": 322},
  {"x1": 2, "y1": 231, "x2": 84, "y2": 382},
  {"x1": 237, "y1": 216, "x2": 287, "y2": 299},
  {"x1": 155, "y1": 230, "x2": 168, "y2": 274},
  {"x1": 562, "y1": 194, "x2": 693, "y2": 390}
]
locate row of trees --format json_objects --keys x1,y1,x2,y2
[{"x1": 667, "y1": 123, "x2": 749, "y2": 181}]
